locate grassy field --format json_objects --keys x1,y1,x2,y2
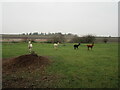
[{"x1": 2, "y1": 42, "x2": 118, "y2": 88}]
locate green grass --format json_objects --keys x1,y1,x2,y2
[{"x1": 2, "y1": 42, "x2": 118, "y2": 88}]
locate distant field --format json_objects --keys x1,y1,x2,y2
[{"x1": 2, "y1": 42, "x2": 118, "y2": 88}]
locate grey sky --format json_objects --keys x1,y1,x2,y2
[{"x1": 1, "y1": 2, "x2": 118, "y2": 37}]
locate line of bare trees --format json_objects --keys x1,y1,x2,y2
[
  {"x1": 19, "y1": 32, "x2": 110, "y2": 43},
  {"x1": 21, "y1": 34, "x2": 110, "y2": 43}
]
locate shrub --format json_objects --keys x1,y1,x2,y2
[
  {"x1": 49, "y1": 35, "x2": 66, "y2": 43},
  {"x1": 103, "y1": 38, "x2": 108, "y2": 43},
  {"x1": 69, "y1": 34, "x2": 95, "y2": 43},
  {"x1": 80, "y1": 35, "x2": 95, "y2": 43},
  {"x1": 69, "y1": 35, "x2": 81, "y2": 43}
]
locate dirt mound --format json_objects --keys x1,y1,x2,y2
[{"x1": 3, "y1": 53, "x2": 51, "y2": 72}]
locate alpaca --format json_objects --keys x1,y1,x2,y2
[
  {"x1": 74, "y1": 43, "x2": 80, "y2": 49},
  {"x1": 28, "y1": 41, "x2": 32, "y2": 53},
  {"x1": 54, "y1": 42, "x2": 59, "y2": 50},
  {"x1": 87, "y1": 42, "x2": 94, "y2": 50},
  {"x1": 28, "y1": 40, "x2": 31, "y2": 44}
]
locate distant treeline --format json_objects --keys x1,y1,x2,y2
[
  {"x1": 2, "y1": 32, "x2": 76, "y2": 39},
  {"x1": 1, "y1": 33, "x2": 118, "y2": 43},
  {"x1": 21, "y1": 32, "x2": 74, "y2": 36}
]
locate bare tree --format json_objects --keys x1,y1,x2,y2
[{"x1": 49, "y1": 34, "x2": 66, "y2": 43}]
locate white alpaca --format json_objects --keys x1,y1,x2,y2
[
  {"x1": 28, "y1": 40, "x2": 31, "y2": 44},
  {"x1": 54, "y1": 42, "x2": 59, "y2": 49},
  {"x1": 28, "y1": 41, "x2": 32, "y2": 53}
]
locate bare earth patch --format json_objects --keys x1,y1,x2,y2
[{"x1": 2, "y1": 53, "x2": 60, "y2": 88}]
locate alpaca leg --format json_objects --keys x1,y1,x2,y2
[
  {"x1": 29, "y1": 48, "x2": 31, "y2": 53},
  {"x1": 30, "y1": 48, "x2": 32, "y2": 53},
  {"x1": 28, "y1": 47, "x2": 30, "y2": 53},
  {"x1": 74, "y1": 47, "x2": 76, "y2": 49},
  {"x1": 91, "y1": 47, "x2": 93, "y2": 50},
  {"x1": 54, "y1": 46, "x2": 57, "y2": 50},
  {"x1": 88, "y1": 47, "x2": 89, "y2": 50}
]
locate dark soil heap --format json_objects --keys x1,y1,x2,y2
[
  {"x1": 2, "y1": 54, "x2": 53, "y2": 88},
  {"x1": 3, "y1": 53, "x2": 51, "y2": 72}
]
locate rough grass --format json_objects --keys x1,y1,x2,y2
[{"x1": 2, "y1": 42, "x2": 118, "y2": 88}]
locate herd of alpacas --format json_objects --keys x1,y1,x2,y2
[{"x1": 28, "y1": 40, "x2": 94, "y2": 52}]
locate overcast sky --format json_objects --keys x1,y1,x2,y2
[{"x1": 1, "y1": 1, "x2": 118, "y2": 37}]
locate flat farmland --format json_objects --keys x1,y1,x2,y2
[{"x1": 2, "y1": 42, "x2": 118, "y2": 88}]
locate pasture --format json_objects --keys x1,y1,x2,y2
[{"x1": 2, "y1": 42, "x2": 118, "y2": 88}]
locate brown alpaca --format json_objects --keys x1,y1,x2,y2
[{"x1": 87, "y1": 42, "x2": 94, "y2": 50}]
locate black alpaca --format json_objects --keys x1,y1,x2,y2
[{"x1": 74, "y1": 43, "x2": 80, "y2": 49}]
